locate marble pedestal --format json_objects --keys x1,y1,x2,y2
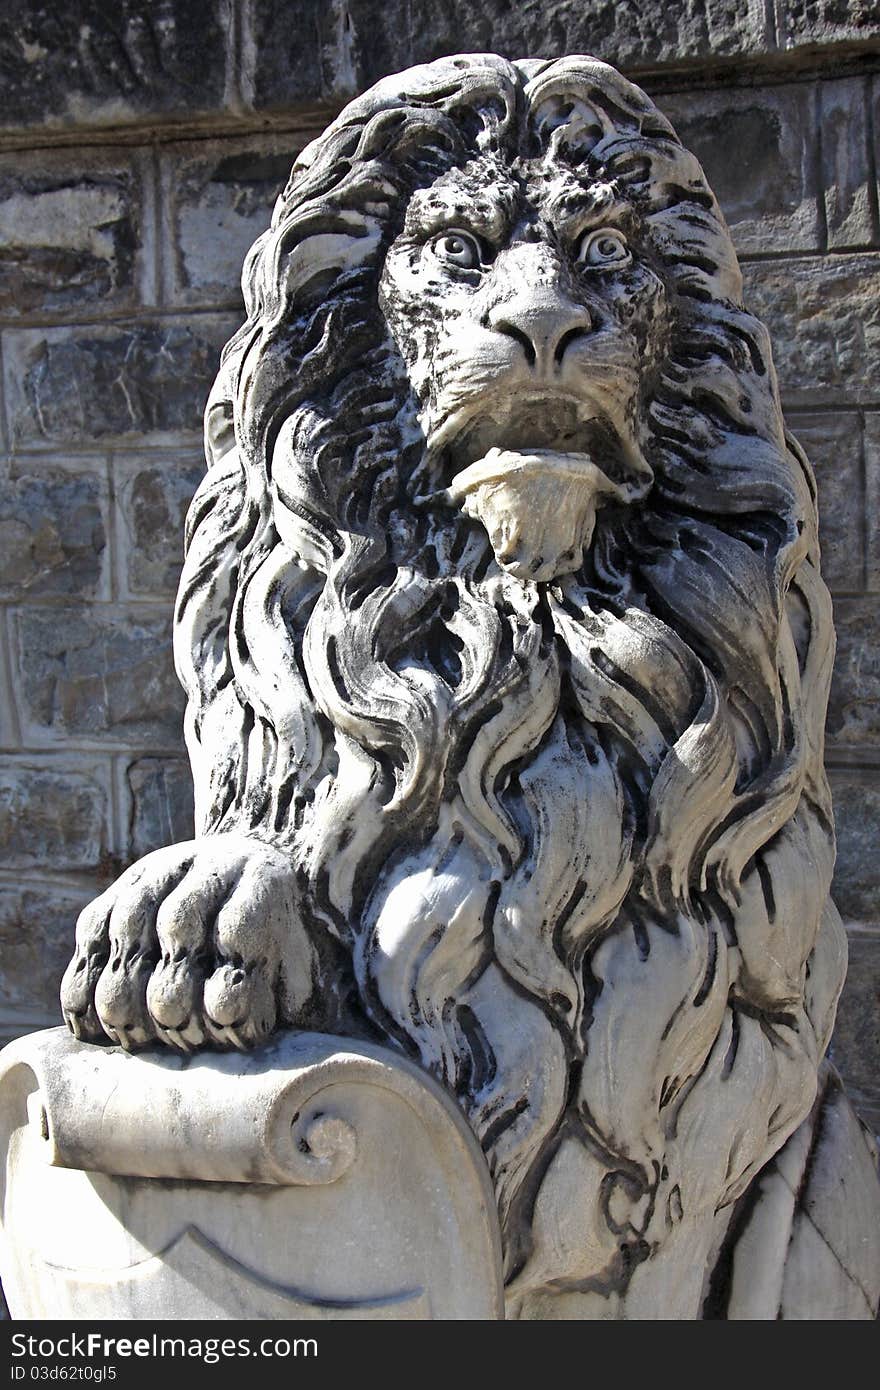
[{"x1": 0, "y1": 1029, "x2": 503, "y2": 1320}]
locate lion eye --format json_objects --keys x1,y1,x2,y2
[
  {"x1": 430, "y1": 230, "x2": 482, "y2": 270},
  {"x1": 578, "y1": 228, "x2": 630, "y2": 267}
]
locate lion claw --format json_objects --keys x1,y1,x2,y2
[{"x1": 60, "y1": 835, "x2": 317, "y2": 1052}]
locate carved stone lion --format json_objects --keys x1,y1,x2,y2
[{"x1": 60, "y1": 55, "x2": 879, "y2": 1317}]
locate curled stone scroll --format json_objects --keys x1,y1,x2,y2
[
  {"x1": 1, "y1": 52, "x2": 879, "y2": 1319},
  {"x1": 0, "y1": 1029, "x2": 503, "y2": 1319}
]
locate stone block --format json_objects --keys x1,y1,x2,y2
[
  {"x1": 3, "y1": 316, "x2": 238, "y2": 448},
  {"x1": 0, "y1": 618, "x2": 18, "y2": 749},
  {"x1": 239, "y1": 0, "x2": 326, "y2": 108},
  {"x1": 790, "y1": 413, "x2": 863, "y2": 593},
  {"x1": 0, "y1": 883, "x2": 88, "y2": 1022},
  {"x1": 865, "y1": 413, "x2": 880, "y2": 591},
  {"x1": 0, "y1": 148, "x2": 152, "y2": 319},
  {"x1": 0, "y1": 458, "x2": 108, "y2": 600},
  {"x1": 124, "y1": 756, "x2": 195, "y2": 860},
  {"x1": 777, "y1": 1, "x2": 880, "y2": 50},
  {"x1": 115, "y1": 453, "x2": 203, "y2": 597},
  {"x1": 0, "y1": 0, "x2": 229, "y2": 134},
  {"x1": 660, "y1": 84, "x2": 820, "y2": 255},
  {"x1": 830, "y1": 770, "x2": 880, "y2": 923},
  {"x1": 10, "y1": 605, "x2": 185, "y2": 748},
  {"x1": 162, "y1": 136, "x2": 301, "y2": 308},
  {"x1": 241, "y1": 0, "x2": 769, "y2": 111},
  {"x1": 742, "y1": 255, "x2": 880, "y2": 408},
  {"x1": 828, "y1": 930, "x2": 880, "y2": 1103},
  {"x1": 820, "y1": 78, "x2": 876, "y2": 251},
  {"x1": 0, "y1": 757, "x2": 110, "y2": 871},
  {"x1": 826, "y1": 597, "x2": 880, "y2": 751}
]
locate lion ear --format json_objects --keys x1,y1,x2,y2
[
  {"x1": 205, "y1": 398, "x2": 236, "y2": 466},
  {"x1": 203, "y1": 353, "x2": 242, "y2": 470}
]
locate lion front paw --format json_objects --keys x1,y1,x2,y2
[{"x1": 60, "y1": 835, "x2": 315, "y2": 1051}]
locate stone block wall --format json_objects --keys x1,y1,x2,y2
[{"x1": 1, "y1": 1, "x2": 878, "y2": 1135}]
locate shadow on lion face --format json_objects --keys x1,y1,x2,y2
[{"x1": 169, "y1": 56, "x2": 845, "y2": 1297}]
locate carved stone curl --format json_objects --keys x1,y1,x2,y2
[
  {"x1": 0, "y1": 1029, "x2": 502, "y2": 1318},
  {"x1": 11, "y1": 52, "x2": 879, "y2": 1318}
]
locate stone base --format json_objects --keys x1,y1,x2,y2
[{"x1": 0, "y1": 1029, "x2": 503, "y2": 1320}]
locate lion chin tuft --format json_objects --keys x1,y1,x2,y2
[{"x1": 61, "y1": 52, "x2": 847, "y2": 1307}]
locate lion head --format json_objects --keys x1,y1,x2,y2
[{"x1": 174, "y1": 55, "x2": 846, "y2": 1306}]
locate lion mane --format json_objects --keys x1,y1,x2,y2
[{"x1": 174, "y1": 55, "x2": 846, "y2": 1298}]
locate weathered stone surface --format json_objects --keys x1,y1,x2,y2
[
  {"x1": 660, "y1": 84, "x2": 820, "y2": 255},
  {"x1": 0, "y1": 759, "x2": 110, "y2": 870},
  {"x1": 241, "y1": 0, "x2": 770, "y2": 110},
  {"x1": 163, "y1": 138, "x2": 300, "y2": 308},
  {"x1": 0, "y1": 1, "x2": 229, "y2": 133},
  {"x1": 820, "y1": 78, "x2": 876, "y2": 251},
  {"x1": 11, "y1": 605, "x2": 184, "y2": 747},
  {"x1": 4, "y1": 317, "x2": 237, "y2": 447},
  {"x1": 829, "y1": 930, "x2": 880, "y2": 1100},
  {"x1": 720, "y1": 1066, "x2": 880, "y2": 1319},
  {"x1": 776, "y1": 1071, "x2": 880, "y2": 1320},
  {"x1": 0, "y1": 0, "x2": 874, "y2": 142},
  {"x1": 826, "y1": 597, "x2": 880, "y2": 749},
  {"x1": 864, "y1": 412, "x2": 880, "y2": 591},
  {"x1": 116, "y1": 455, "x2": 202, "y2": 597},
  {"x1": 830, "y1": 771, "x2": 880, "y2": 922},
  {"x1": 0, "y1": 460, "x2": 108, "y2": 599},
  {"x1": 790, "y1": 413, "x2": 863, "y2": 592},
  {"x1": 0, "y1": 884, "x2": 87, "y2": 1023},
  {"x1": 742, "y1": 255, "x2": 880, "y2": 407},
  {"x1": 239, "y1": 0, "x2": 326, "y2": 109},
  {"x1": 777, "y1": 1, "x2": 880, "y2": 50},
  {"x1": 0, "y1": 150, "x2": 149, "y2": 319},
  {"x1": 857, "y1": 1101, "x2": 880, "y2": 1143},
  {"x1": 125, "y1": 756, "x2": 194, "y2": 860}
]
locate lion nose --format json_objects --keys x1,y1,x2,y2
[{"x1": 488, "y1": 292, "x2": 593, "y2": 370}]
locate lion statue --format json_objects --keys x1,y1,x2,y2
[{"x1": 60, "y1": 55, "x2": 880, "y2": 1318}]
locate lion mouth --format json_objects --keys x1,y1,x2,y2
[
  {"x1": 442, "y1": 395, "x2": 595, "y2": 470},
  {"x1": 428, "y1": 392, "x2": 651, "y2": 493},
  {"x1": 421, "y1": 394, "x2": 652, "y2": 584}
]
